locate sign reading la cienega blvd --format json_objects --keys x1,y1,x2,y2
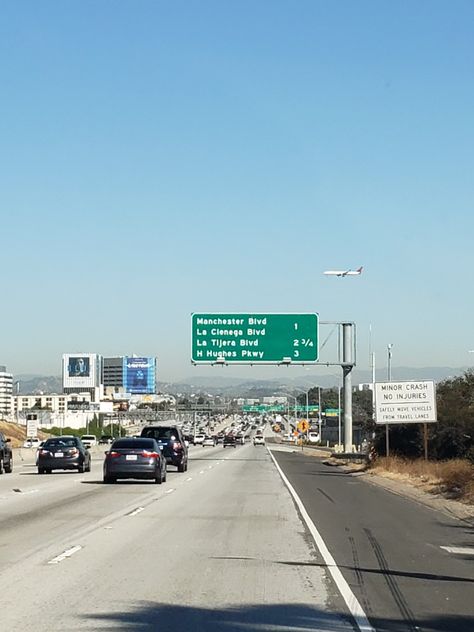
[
  {"x1": 191, "y1": 313, "x2": 319, "y2": 364},
  {"x1": 374, "y1": 380, "x2": 437, "y2": 425}
]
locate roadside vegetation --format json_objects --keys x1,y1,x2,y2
[
  {"x1": 370, "y1": 456, "x2": 474, "y2": 505},
  {"x1": 366, "y1": 370, "x2": 474, "y2": 505}
]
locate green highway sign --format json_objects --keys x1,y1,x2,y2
[
  {"x1": 242, "y1": 404, "x2": 320, "y2": 413},
  {"x1": 191, "y1": 313, "x2": 319, "y2": 364}
]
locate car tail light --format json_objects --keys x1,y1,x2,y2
[
  {"x1": 142, "y1": 451, "x2": 159, "y2": 458},
  {"x1": 68, "y1": 448, "x2": 79, "y2": 456},
  {"x1": 107, "y1": 451, "x2": 121, "y2": 458},
  {"x1": 40, "y1": 449, "x2": 50, "y2": 456},
  {"x1": 172, "y1": 442, "x2": 182, "y2": 451}
]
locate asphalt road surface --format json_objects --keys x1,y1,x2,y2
[
  {"x1": 0, "y1": 444, "x2": 354, "y2": 631},
  {"x1": 270, "y1": 447, "x2": 474, "y2": 632},
  {"x1": 1, "y1": 443, "x2": 472, "y2": 631}
]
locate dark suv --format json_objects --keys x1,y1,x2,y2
[
  {"x1": 140, "y1": 425, "x2": 188, "y2": 472},
  {"x1": 0, "y1": 432, "x2": 13, "y2": 474}
]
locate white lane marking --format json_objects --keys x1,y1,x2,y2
[
  {"x1": 208, "y1": 465, "x2": 213, "y2": 469},
  {"x1": 268, "y1": 449, "x2": 374, "y2": 632},
  {"x1": 48, "y1": 545, "x2": 82, "y2": 565},
  {"x1": 440, "y1": 546, "x2": 474, "y2": 556},
  {"x1": 165, "y1": 488, "x2": 175, "y2": 494},
  {"x1": 186, "y1": 477, "x2": 193, "y2": 482},
  {"x1": 12, "y1": 489, "x2": 39, "y2": 495},
  {"x1": 128, "y1": 507, "x2": 145, "y2": 517},
  {"x1": 199, "y1": 470, "x2": 205, "y2": 474}
]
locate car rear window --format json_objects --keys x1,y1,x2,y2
[
  {"x1": 44, "y1": 438, "x2": 77, "y2": 448},
  {"x1": 141, "y1": 427, "x2": 178, "y2": 441},
  {"x1": 112, "y1": 439, "x2": 156, "y2": 450}
]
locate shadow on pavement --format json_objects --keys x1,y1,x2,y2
[{"x1": 82, "y1": 601, "x2": 474, "y2": 632}]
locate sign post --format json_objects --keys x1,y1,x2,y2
[{"x1": 191, "y1": 313, "x2": 318, "y2": 364}]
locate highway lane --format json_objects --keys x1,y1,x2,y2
[
  {"x1": 0, "y1": 441, "x2": 355, "y2": 631},
  {"x1": 271, "y1": 447, "x2": 474, "y2": 632}
]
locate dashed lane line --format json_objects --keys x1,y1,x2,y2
[
  {"x1": 127, "y1": 507, "x2": 145, "y2": 517},
  {"x1": 48, "y1": 545, "x2": 82, "y2": 565},
  {"x1": 440, "y1": 546, "x2": 474, "y2": 556}
]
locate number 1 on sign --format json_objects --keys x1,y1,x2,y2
[{"x1": 294, "y1": 323, "x2": 298, "y2": 330}]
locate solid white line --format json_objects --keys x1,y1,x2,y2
[
  {"x1": 440, "y1": 546, "x2": 474, "y2": 556},
  {"x1": 128, "y1": 507, "x2": 145, "y2": 517},
  {"x1": 48, "y1": 545, "x2": 82, "y2": 565},
  {"x1": 268, "y1": 449, "x2": 375, "y2": 632}
]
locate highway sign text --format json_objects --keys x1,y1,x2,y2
[
  {"x1": 374, "y1": 380, "x2": 437, "y2": 425},
  {"x1": 191, "y1": 313, "x2": 319, "y2": 364}
]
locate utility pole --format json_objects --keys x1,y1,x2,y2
[{"x1": 342, "y1": 323, "x2": 354, "y2": 453}]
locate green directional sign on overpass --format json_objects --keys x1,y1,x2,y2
[{"x1": 191, "y1": 313, "x2": 319, "y2": 364}]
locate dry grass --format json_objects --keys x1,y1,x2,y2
[
  {"x1": 0, "y1": 420, "x2": 49, "y2": 448},
  {"x1": 371, "y1": 456, "x2": 474, "y2": 504}
]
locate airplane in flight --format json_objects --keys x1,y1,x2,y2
[{"x1": 324, "y1": 266, "x2": 363, "y2": 277}]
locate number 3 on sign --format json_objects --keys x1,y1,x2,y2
[{"x1": 294, "y1": 350, "x2": 299, "y2": 357}]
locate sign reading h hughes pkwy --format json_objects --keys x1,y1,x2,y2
[
  {"x1": 374, "y1": 380, "x2": 437, "y2": 425},
  {"x1": 191, "y1": 313, "x2": 319, "y2": 364}
]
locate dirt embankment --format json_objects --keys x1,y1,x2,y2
[{"x1": 0, "y1": 420, "x2": 50, "y2": 448}]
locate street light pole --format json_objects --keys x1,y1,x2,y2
[{"x1": 386, "y1": 343, "x2": 393, "y2": 456}]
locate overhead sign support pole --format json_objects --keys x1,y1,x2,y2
[{"x1": 342, "y1": 323, "x2": 354, "y2": 453}]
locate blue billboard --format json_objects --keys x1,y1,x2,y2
[{"x1": 123, "y1": 357, "x2": 156, "y2": 394}]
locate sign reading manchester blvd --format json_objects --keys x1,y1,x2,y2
[
  {"x1": 374, "y1": 380, "x2": 437, "y2": 425},
  {"x1": 191, "y1": 313, "x2": 319, "y2": 364}
]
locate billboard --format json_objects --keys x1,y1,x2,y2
[
  {"x1": 62, "y1": 353, "x2": 101, "y2": 389},
  {"x1": 123, "y1": 357, "x2": 156, "y2": 394}
]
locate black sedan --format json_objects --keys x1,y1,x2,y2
[
  {"x1": 37, "y1": 436, "x2": 91, "y2": 474},
  {"x1": 223, "y1": 434, "x2": 237, "y2": 448},
  {"x1": 103, "y1": 438, "x2": 167, "y2": 484}
]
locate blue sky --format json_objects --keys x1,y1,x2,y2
[{"x1": 1, "y1": 0, "x2": 473, "y2": 380}]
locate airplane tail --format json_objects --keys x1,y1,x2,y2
[{"x1": 357, "y1": 266, "x2": 363, "y2": 273}]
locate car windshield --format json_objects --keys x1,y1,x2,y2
[
  {"x1": 44, "y1": 438, "x2": 77, "y2": 448},
  {"x1": 112, "y1": 439, "x2": 156, "y2": 450}
]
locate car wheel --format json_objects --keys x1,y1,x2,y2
[
  {"x1": 155, "y1": 470, "x2": 163, "y2": 484},
  {"x1": 38, "y1": 467, "x2": 45, "y2": 474},
  {"x1": 46, "y1": 469, "x2": 52, "y2": 474},
  {"x1": 103, "y1": 475, "x2": 115, "y2": 484},
  {"x1": 177, "y1": 461, "x2": 185, "y2": 473},
  {"x1": 78, "y1": 463, "x2": 84, "y2": 473},
  {"x1": 0, "y1": 458, "x2": 3, "y2": 474},
  {"x1": 4, "y1": 458, "x2": 12, "y2": 473},
  {"x1": 85, "y1": 459, "x2": 91, "y2": 472}
]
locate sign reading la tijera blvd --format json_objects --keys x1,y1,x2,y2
[
  {"x1": 191, "y1": 313, "x2": 319, "y2": 364},
  {"x1": 374, "y1": 380, "x2": 437, "y2": 425}
]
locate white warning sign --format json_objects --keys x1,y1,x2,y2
[{"x1": 374, "y1": 380, "x2": 437, "y2": 425}]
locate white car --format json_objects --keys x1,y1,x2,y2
[
  {"x1": 23, "y1": 437, "x2": 41, "y2": 448},
  {"x1": 253, "y1": 435, "x2": 265, "y2": 446},
  {"x1": 80, "y1": 435, "x2": 97, "y2": 448},
  {"x1": 202, "y1": 436, "x2": 216, "y2": 447},
  {"x1": 282, "y1": 433, "x2": 296, "y2": 443},
  {"x1": 193, "y1": 433, "x2": 205, "y2": 445},
  {"x1": 308, "y1": 431, "x2": 320, "y2": 444}
]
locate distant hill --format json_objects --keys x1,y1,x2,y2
[{"x1": 14, "y1": 366, "x2": 466, "y2": 397}]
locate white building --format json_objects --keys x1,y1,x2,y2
[{"x1": 0, "y1": 367, "x2": 13, "y2": 419}]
